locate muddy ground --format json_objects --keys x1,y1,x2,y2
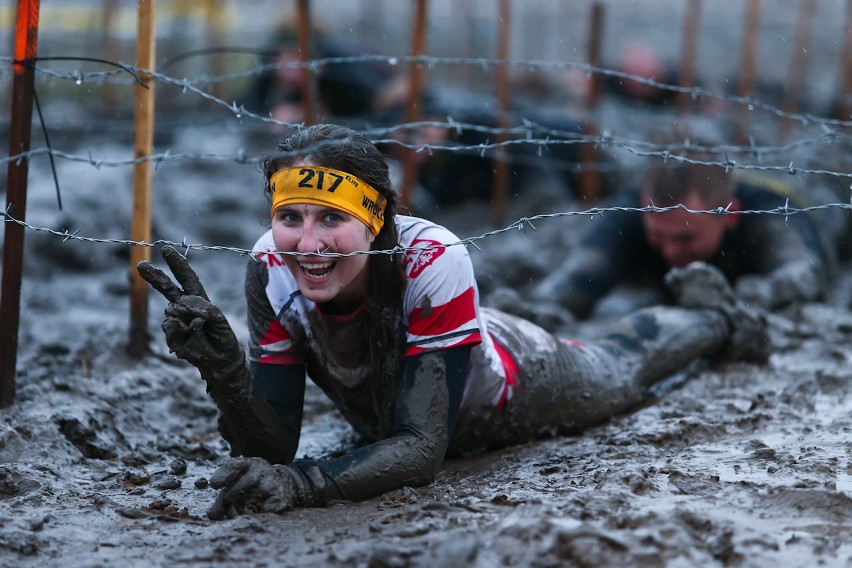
[
  {"x1": 1, "y1": 112, "x2": 851, "y2": 567},
  {"x1": 3, "y1": 0, "x2": 852, "y2": 565}
]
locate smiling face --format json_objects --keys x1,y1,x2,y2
[{"x1": 272, "y1": 202, "x2": 375, "y2": 306}]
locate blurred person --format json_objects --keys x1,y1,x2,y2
[
  {"x1": 137, "y1": 124, "x2": 768, "y2": 520},
  {"x1": 530, "y1": 157, "x2": 845, "y2": 320},
  {"x1": 243, "y1": 23, "x2": 397, "y2": 124},
  {"x1": 375, "y1": 97, "x2": 619, "y2": 209}
]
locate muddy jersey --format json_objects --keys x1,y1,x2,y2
[{"x1": 245, "y1": 215, "x2": 518, "y2": 441}]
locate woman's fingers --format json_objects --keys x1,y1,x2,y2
[
  {"x1": 137, "y1": 246, "x2": 210, "y2": 303},
  {"x1": 162, "y1": 246, "x2": 210, "y2": 301},
  {"x1": 136, "y1": 261, "x2": 183, "y2": 303}
]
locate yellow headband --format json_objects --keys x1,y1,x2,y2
[{"x1": 270, "y1": 166, "x2": 387, "y2": 235}]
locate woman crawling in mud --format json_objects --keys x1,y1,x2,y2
[{"x1": 137, "y1": 123, "x2": 769, "y2": 520}]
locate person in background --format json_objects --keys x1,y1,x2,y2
[
  {"x1": 138, "y1": 124, "x2": 768, "y2": 520},
  {"x1": 374, "y1": 98, "x2": 620, "y2": 209},
  {"x1": 530, "y1": 156, "x2": 846, "y2": 320},
  {"x1": 242, "y1": 23, "x2": 397, "y2": 125}
]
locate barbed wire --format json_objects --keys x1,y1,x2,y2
[
  {"x1": 3, "y1": 53, "x2": 851, "y2": 264},
  {"x1": 4, "y1": 54, "x2": 852, "y2": 133},
  {"x1": 3, "y1": 55, "x2": 851, "y2": 184},
  {"x1": 4, "y1": 201, "x2": 851, "y2": 260},
  {"x1": 4, "y1": 131, "x2": 851, "y2": 180}
]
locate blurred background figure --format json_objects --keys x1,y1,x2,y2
[
  {"x1": 374, "y1": 95, "x2": 620, "y2": 210},
  {"x1": 527, "y1": 154, "x2": 848, "y2": 321},
  {"x1": 242, "y1": 21, "x2": 400, "y2": 125},
  {"x1": 608, "y1": 40, "x2": 680, "y2": 105}
]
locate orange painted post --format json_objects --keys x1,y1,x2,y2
[
  {"x1": 127, "y1": 0, "x2": 157, "y2": 357},
  {"x1": 490, "y1": 0, "x2": 511, "y2": 225},
  {"x1": 676, "y1": 0, "x2": 701, "y2": 132},
  {"x1": 735, "y1": 0, "x2": 761, "y2": 144},
  {"x1": 296, "y1": 0, "x2": 317, "y2": 125},
  {"x1": 399, "y1": 0, "x2": 429, "y2": 210},
  {"x1": 838, "y1": 0, "x2": 852, "y2": 120},
  {"x1": 0, "y1": 0, "x2": 40, "y2": 407},
  {"x1": 578, "y1": 2, "x2": 605, "y2": 203},
  {"x1": 779, "y1": 0, "x2": 817, "y2": 142}
]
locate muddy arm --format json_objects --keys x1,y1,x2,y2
[
  {"x1": 216, "y1": 361, "x2": 305, "y2": 465},
  {"x1": 285, "y1": 346, "x2": 470, "y2": 506},
  {"x1": 532, "y1": 210, "x2": 642, "y2": 318},
  {"x1": 735, "y1": 216, "x2": 828, "y2": 308}
]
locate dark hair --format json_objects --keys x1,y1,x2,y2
[
  {"x1": 641, "y1": 155, "x2": 734, "y2": 207},
  {"x1": 260, "y1": 124, "x2": 407, "y2": 436}
]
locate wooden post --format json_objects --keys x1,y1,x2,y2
[
  {"x1": 735, "y1": 0, "x2": 761, "y2": 144},
  {"x1": 100, "y1": 0, "x2": 119, "y2": 110},
  {"x1": 399, "y1": 0, "x2": 428, "y2": 210},
  {"x1": 585, "y1": 2, "x2": 605, "y2": 109},
  {"x1": 127, "y1": 0, "x2": 156, "y2": 357},
  {"x1": 675, "y1": 0, "x2": 701, "y2": 132},
  {"x1": 490, "y1": 0, "x2": 511, "y2": 225},
  {"x1": 578, "y1": 2, "x2": 604, "y2": 203},
  {"x1": 205, "y1": 0, "x2": 225, "y2": 99},
  {"x1": 296, "y1": 0, "x2": 317, "y2": 125},
  {"x1": 0, "y1": 0, "x2": 40, "y2": 407},
  {"x1": 838, "y1": 0, "x2": 852, "y2": 120},
  {"x1": 779, "y1": 0, "x2": 817, "y2": 142}
]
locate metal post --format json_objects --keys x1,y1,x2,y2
[
  {"x1": 127, "y1": 0, "x2": 157, "y2": 357},
  {"x1": 0, "y1": 0, "x2": 40, "y2": 407}
]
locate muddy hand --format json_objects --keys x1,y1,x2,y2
[
  {"x1": 137, "y1": 245, "x2": 211, "y2": 303},
  {"x1": 137, "y1": 246, "x2": 241, "y2": 371},
  {"x1": 207, "y1": 457, "x2": 297, "y2": 520}
]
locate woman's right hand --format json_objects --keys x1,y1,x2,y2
[{"x1": 137, "y1": 246, "x2": 243, "y2": 377}]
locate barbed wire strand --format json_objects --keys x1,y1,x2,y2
[
  {"x1": 4, "y1": 55, "x2": 852, "y2": 132},
  {"x1": 4, "y1": 202, "x2": 851, "y2": 260}
]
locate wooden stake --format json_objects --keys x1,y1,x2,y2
[
  {"x1": 205, "y1": 0, "x2": 225, "y2": 99},
  {"x1": 127, "y1": 0, "x2": 156, "y2": 357},
  {"x1": 399, "y1": 0, "x2": 428, "y2": 210},
  {"x1": 585, "y1": 2, "x2": 605, "y2": 109},
  {"x1": 838, "y1": 0, "x2": 852, "y2": 120},
  {"x1": 0, "y1": 0, "x2": 40, "y2": 407},
  {"x1": 296, "y1": 0, "x2": 317, "y2": 125},
  {"x1": 779, "y1": 0, "x2": 817, "y2": 142},
  {"x1": 676, "y1": 0, "x2": 702, "y2": 130},
  {"x1": 490, "y1": 0, "x2": 511, "y2": 225},
  {"x1": 100, "y1": 0, "x2": 119, "y2": 110},
  {"x1": 735, "y1": 0, "x2": 761, "y2": 144},
  {"x1": 578, "y1": 2, "x2": 605, "y2": 203}
]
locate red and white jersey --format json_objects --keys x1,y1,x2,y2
[{"x1": 247, "y1": 215, "x2": 516, "y2": 416}]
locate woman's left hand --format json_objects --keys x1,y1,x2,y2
[{"x1": 207, "y1": 457, "x2": 297, "y2": 520}]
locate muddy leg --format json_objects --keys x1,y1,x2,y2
[{"x1": 501, "y1": 306, "x2": 729, "y2": 443}]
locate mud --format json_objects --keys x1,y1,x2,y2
[
  {"x1": 3, "y1": 1, "x2": 852, "y2": 565},
  {"x1": 2, "y1": 121, "x2": 851, "y2": 565}
]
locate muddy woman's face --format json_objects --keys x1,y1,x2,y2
[{"x1": 272, "y1": 202, "x2": 375, "y2": 305}]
